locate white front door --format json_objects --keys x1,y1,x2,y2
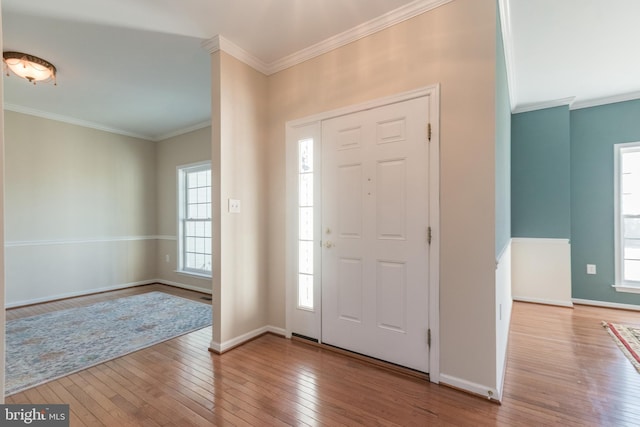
[{"x1": 321, "y1": 96, "x2": 430, "y2": 372}]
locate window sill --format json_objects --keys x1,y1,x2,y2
[
  {"x1": 612, "y1": 284, "x2": 640, "y2": 294},
  {"x1": 175, "y1": 270, "x2": 212, "y2": 280}
]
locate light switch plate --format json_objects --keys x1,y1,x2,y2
[
  {"x1": 587, "y1": 264, "x2": 596, "y2": 275},
  {"x1": 229, "y1": 198, "x2": 241, "y2": 213}
]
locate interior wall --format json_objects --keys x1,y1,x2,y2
[
  {"x1": 511, "y1": 106, "x2": 572, "y2": 306},
  {"x1": 4, "y1": 111, "x2": 157, "y2": 305},
  {"x1": 512, "y1": 106, "x2": 571, "y2": 239},
  {"x1": 217, "y1": 52, "x2": 269, "y2": 344},
  {"x1": 267, "y1": 0, "x2": 498, "y2": 393},
  {"x1": 495, "y1": 3, "x2": 512, "y2": 399},
  {"x1": 571, "y1": 99, "x2": 640, "y2": 305},
  {"x1": 0, "y1": 0, "x2": 6, "y2": 400},
  {"x1": 511, "y1": 100, "x2": 640, "y2": 307},
  {"x1": 155, "y1": 126, "x2": 212, "y2": 292},
  {"x1": 495, "y1": 1, "x2": 511, "y2": 258}
]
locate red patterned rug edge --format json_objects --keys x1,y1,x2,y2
[{"x1": 603, "y1": 321, "x2": 640, "y2": 373}]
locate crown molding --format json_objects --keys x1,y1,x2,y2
[
  {"x1": 4, "y1": 103, "x2": 152, "y2": 140},
  {"x1": 202, "y1": 35, "x2": 270, "y2": 74},
  {"x1": 498, "y1": 0, "x2": 517, "y2": 111},
  {"x1": 267, "y1": 0, "x2": 454, "y2": 75},
  {"x1": 154, "y1": 120, "x2": 211, "y2": 142},
  {"x1": 4, "y1": 103, "x2": 210, "y2": 142},
  {"x1": 203, "y1": 0, "x2": 454, "y2": 76},
  {"x1": 511, "y1": 97, "x2": 575, "y2": 114},
  {"x1": 570, "y1": 91, "x2": 640, "y2": 111},
  {"x1": 512, "y1": 91, "x2": 640, "y2": 114}
]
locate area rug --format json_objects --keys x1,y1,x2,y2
[
  {"x1": 602, "y1": 321, "x2": 640, "y2": 373},
  {"x1": 6, "y1": 291, "x2": 212, "y2": 396}
]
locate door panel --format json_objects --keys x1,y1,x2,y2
[{"x1": 321, "y1": 96, "x2": 429, "y2": 372}]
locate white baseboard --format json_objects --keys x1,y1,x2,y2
[
  {"x1": 572, "y1": 298, "x2": 640, "y2": 311},
  {"x1": 439, "y1": 373, "x2": 500, "y2": 402},
  {"x1": 154, "y1": 279, "x2": 212, "y2": 296},
  {"x1": 5, "y1": 279, "x2": 157, "y2": 309},
  {"x1": 5, "y1": 278, "x2": 213, "y2": 309},
  {"x1": 209, "y1": 325, "x2": 286, "y2": 353},
  {"x1": 513, "y1": 296, "x2": 574, "y2": 308}
]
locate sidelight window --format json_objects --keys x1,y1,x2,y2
[{"x1": 298, "y1": 138, "x2": 314, "y2": 309}]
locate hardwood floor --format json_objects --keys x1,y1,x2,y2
[{"x1": 5, "y1": 285, "x2": 640, "y2": 426}]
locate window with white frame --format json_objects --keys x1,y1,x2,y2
[
  {"x1": 178, "y1": 162, "x2": 212, "y2": 276},
  {"x1": 298, "y1": 138, "x2": 314, "y2": 310},
  {"x1": 615, "y1": 142, "x2": 640, "y2": 289}
]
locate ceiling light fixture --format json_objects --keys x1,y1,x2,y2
[{"x1": 3, "y1": 51, "x2": 57, "y2": 85}]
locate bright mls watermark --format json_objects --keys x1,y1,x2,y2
[{"x1": 1, "y1": 405, "x2": 69, "y2": 426}]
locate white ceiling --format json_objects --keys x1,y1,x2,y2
[
  {"x1": 3, "y1": 0, "x2": 640, "y2": 139},
  {"x1": 503, "y1": 0, "x2": 640, "y2": 112}
]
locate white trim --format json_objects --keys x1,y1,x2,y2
[
  {"x1": 511, "y1": 237, "x2": 570, "y2": 245},
  {"x1": 513, "y1": 296, "x2": 574, "y2": 308},
  {"x1": 615, "y1": 142, "x2": 624, "y2": 288},
  {"x1": 511, "y1": 238, "x2": 572, "y2": 308},
  {"x1": 208, "y1": 325, "x2": 286, "y2": 354},
  {"x1": 5, "y1": 279, "x2": 213, "y2": 309},
  {"x1": 4, "y1": 103, "x2": 152, "y2": 141},
  {"x1": 209, "y1": 340, "x2": 222, "y2": 353},
  {"x1": 175, "y1": 270, "x2": 212, "y2": 280},
  {"x1": 495, "y1": 241, "x2": 512, "y2": 402},
  {"x1": 288, "y1": 87, "x2": 435, "y2": 127},
  {"x1": 439, "y1": 374, "x2": 500, "y2": 402},
  {"x1": 5, "y1": 235, "x2": 163, "y2": 248},
  {"x1": 202, "y1": 35, "x2": 271, "y2": 75},
  {"x1": 154, "y1": 279, "x2": 212, "y2": 295},
  {"x1": 613, "y1": 142, "x2": 640, "y2": 288},
  {"x1": 154, "y1": 121, "x2": 211, "y2": 142},
  {"x1": 156, "y1": 235, "x2": 177, "y2": 241},
  {"x1": 511, "y1": 97, "x2": 575, "y2": 114},
  {"x1": 5, "y1": 103, "x2": 210, "y2": 142},
  {"x1": 571, "y1": 91, "x2": 640, "y2": 111},
  {"x1": 427, "y1": 85, "x2": 441, "y2": 384},
  {"x1": 510, "y1": 92, "x2": 640, "y2": 115},
  {"x1": 572, "y1": 298, "x2": 640, "y2": 311},
  {"x1": 203, "y1": 1, "x2": 453, "y2": 76},
  {"x1": 285, "y1": 122, "x2": 323, "y2": 340},
  {"x1": 612, "y1": 285, "x2": 640, "y2": 295},
  {"x1": 4, "y1": 279, "x2": 157, "y2": 309},
  {"x1": 285, "y1": 85, "x2": 441, "y2": 383},
  {"x1": 177, "y1": 161, "x2": 213, "y2": 275},
  {"x1": 268, "y1": 0, "x2": 454, "y2": 75},
  {"x1": 498, "y1": 0, "x2": 517, "y2": 111}
]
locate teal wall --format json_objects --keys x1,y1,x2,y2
[
  {"x1": 570, "y1": 100, "x2": 640, "y2": 304},
  {"x1": 495, "y1": 5, "x2": 511, "y2": 258},
  {"x1": 511, "y1": 99, "x2": 640, "y2": 305},
  {"x1": 511, "y1": 106, "x2": 571, "y2": 238}
]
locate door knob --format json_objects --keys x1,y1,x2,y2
[{"x1": 324, "y1": 241, "x2": 334, "y2": 248}]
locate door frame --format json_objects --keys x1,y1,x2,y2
[{"x1": 285, "y1": 85, "x2": 440, "y2": 383}]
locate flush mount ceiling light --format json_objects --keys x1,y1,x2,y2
[{"x1": 3, "y1": 51, "x2": 57, "y2": 85}]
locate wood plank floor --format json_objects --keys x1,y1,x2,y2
[{"x1": 5, "y1": 285, "x2": 640, "y2": 426}]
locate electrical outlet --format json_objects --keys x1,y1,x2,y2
[
  {"x1": 165, "y1": 254, "x2": 170, "y2": 263},
  {"x1": 228, "y1": 198, "x2": 241, "y2": 213},
  {"x1": 587, "y1": 264, "x2": 596, "y2": 275}
]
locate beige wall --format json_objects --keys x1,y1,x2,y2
[
  {"x1": 266, "y1": 0, "x2": 498, "y2": 390},
  {"x1": 0, "y1": 0, "x2": 6, "y2": 399},
  {"x1": 155, "y1": 126, "x2": 212, "y2": 292},
  {"x1": 4, "y1": 111, "x2": 158, "y2": 304},
  {"x1": 214, "y1": 52, "x2": 269, "y2": 344}
]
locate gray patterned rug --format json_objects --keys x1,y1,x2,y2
[{"x1": 6, "y1": 291, "x2": 212, "y2": 396}]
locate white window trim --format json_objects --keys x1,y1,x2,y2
[
  {"x1": 614, "y1": 141, "x2": 640, "y2": 292},
  {"x1": 177, "y1": 161, "x2": 212, "y2": 278}
]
